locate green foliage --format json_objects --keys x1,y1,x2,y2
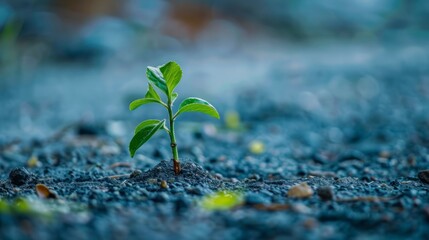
[
  {"x1": 129, "y1": 61, "x2": 220, "y2": 164},
  {"x1": 129, "y1": 98, "x2": 162, "y2": 111},
  {"x1": 134, "y1": 119, "x2": 163, "y2": 134},
  {"x1": 129, "y1": 120, "x2": 165, "y2": 157},
  {"x1": 175, "y1": 97, "x2": 220, "y2": 119},
  {"x1": 200, "y1": 191, "x2": 244, "y2": 211},
  {"x1": 160, "y1": 61, "x2": 182, "y2": 94}
]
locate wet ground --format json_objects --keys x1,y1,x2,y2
[{"x1": 1, "y1": 40, "x2": 429, "y2": 239}]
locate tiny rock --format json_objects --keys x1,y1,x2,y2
[
  {"x1": 317, "y1": 186, "x2": 335, "y2": 201},
  {"x1": 417, "y1": 170, "x2": 429, "y2": 184},
  {"x1": 9, "y1": 167, "x2": 31, "y2": 186},
  {"x1": 160, "y1": 180, "x2": 168, "y2": 189},
  {"x1": 288, "y1": 182, "x2": 313, "y2": 198},
  {"x1": 129, "y1": 170, "x2": 142, "y2": 179}
]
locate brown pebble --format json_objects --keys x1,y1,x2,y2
[
  {"x1": 160, "y1": 180, "x2": 168, "y2": 189},
  {"x1": 287, "y1": 182, "x2": 313, "y2": 198},
  {"x1": 35, "y1": 184, "x2": 58, "y2": 199}
]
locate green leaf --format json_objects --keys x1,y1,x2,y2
[
  {"x1": 200, "y1": 191, "x2": 244, "y2": 211},
  {"x1": 175, "y1": 97, "x2": 220, "y2": 119},
  {"x1": 144, "y1": 83, "x2": 161, "y2": 101},
  {"x1": 160, "y1": 61, "x2": 182, "y2": 94},
  {"x1": 129, "y1": 120, "x2": 165, "y2": 157},
  {"x1": 172, "y1": 92, "x2": 178, "y2": 103},
  {"x1": 129, "y1": 98, "x2": 160, "y2": 111},
  {"x1": 146, "y1": 66, "x2": 168, "y2": 95},
  {"x1": 134, "y1": 119, "x2": 161, "y2": 134}
]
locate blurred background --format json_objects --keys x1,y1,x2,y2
[{"x1": 0, "y1": 0, "x2": 429, "y2": 139}]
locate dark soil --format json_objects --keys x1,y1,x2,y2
[{"x1": 1, "y1": 44, "x2": 429, "y2": 240}]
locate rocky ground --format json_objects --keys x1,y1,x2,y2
[{"x1": 1, "y1": 41, "x2": 429, "y2": 239}]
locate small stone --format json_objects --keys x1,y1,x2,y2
[
  {"x1": 317, "y1": 186, "x2": 334, "y2": 201},
  {"x1": 129, "y1": 170, "x2": 142, "y2": 179},
  {"x1": 9, "y1": 167, "x2": 31, "y2": 186},
  {"x1": 230, "y1": 178, "x2": 240, "y2": 183},
  {"x1": 287, "y1": 182, "x2": 313, "y2": 198},
  {"x1": 160, "y1": 180, "x2": 168, "y2": 189},
  {"x1": 248, "y1": 174, "x2": 261, "y2": 181},
  {"x1": 418, "y1": 170, "x2": 429, "y2": 184},
  {"x1": 147, "y1": 178, "x2": 158, "y2": 184},
  {"x1": 214, "y1": 173, "x2": 223, "y2": 179}
]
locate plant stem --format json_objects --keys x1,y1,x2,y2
[{"x1": 167, "y1": 97, "x2": 181, "y2": 175}]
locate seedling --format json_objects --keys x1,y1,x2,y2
[{"x1": 129, "y1": 61, "x2": 220, "y2": 175}]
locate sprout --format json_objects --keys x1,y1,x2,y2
[{"x1": 129, "y1": 61, "x2": 220, "y2": 175}]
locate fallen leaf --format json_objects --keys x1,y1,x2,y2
[
  {"x1": 200, "y1": 191, "x2": 243, "y2": 211},
  {"x1": 249, "y1": 140, "x2": 265, "y2": 154}
]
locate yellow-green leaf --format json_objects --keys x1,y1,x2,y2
[{"x1": 200, "y1": 191, "x2": 243, "y2": 211}]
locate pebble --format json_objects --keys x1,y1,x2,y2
[
  {"x1": 287, "y1": 182, "x2": 313, "y2": 198},
  {"x1": 129, "y1": 170, "x2": 142, "y2": 179},
  {"x1": 160, "y1": 180, "x2": 168, "y2": 189},
  {"x1": 317, "y1": 186, "x2": 334, "y2": 201},
  {"x1": 417, "y1": 170, "x2": 429, "y2": 184},
  {"x1": 9, "y1": 167, "x2": 31, "y2": 186},
  {"x1": 248, "y1": 174, "x2": 261, "y2": 181}
]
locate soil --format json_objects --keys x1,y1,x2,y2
[{"x1": 1, "y1": 43, "x2": 429, "y2": 240}]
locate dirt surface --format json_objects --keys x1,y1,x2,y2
[{"x1": 1, "y1": 42, "x2": 429, "y2": 239}]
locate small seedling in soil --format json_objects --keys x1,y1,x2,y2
[{"x1": 129, "y1": 61, "x2": 220, "y2": 175}]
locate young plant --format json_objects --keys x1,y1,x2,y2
[{"x1": 129, "y1": 61, "x2": 220, "y2": 175}]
